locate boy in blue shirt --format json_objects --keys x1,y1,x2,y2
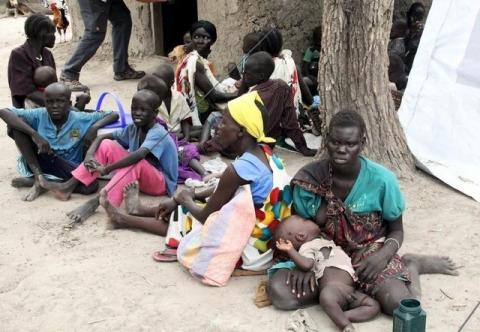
[{"x1": 0, "y1": 82, "x2": 118, "y2": 201}]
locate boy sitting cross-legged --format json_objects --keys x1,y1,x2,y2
[{"x1": 0, "y1": 82, "x2": 118, "y2": 201}]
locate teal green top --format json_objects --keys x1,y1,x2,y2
[
  {"x1": 293, "y1": 157, "x2": 405, "y2": 221},
  {"x1": 303, "y1": 47, "x2": 320, "y2": 63}
]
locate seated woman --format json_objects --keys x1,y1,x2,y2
[
  {"x1": 267, "y1": 110, "x2": 459, "y2": 315},
  {"x1": 175, "y1": 20, "x2": 237, "y2": 127},
  {"x1": 8, "y1": 14, "x2": 56, "y2": 108}
]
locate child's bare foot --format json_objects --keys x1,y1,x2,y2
[
  {"x1": 403, "y1": 254, "x2": 459, "y2": 276},
  {"x1": 123, "y1": 181, "x2": 140, "y2": 215},
  {"x1": 38, "y1": 175, "x2": 76, "y2": 201},
  {"x1": 11, "y1": 177, "x2": 34, "y2": 188},
  {"x1": 342, "y1": 323, "x2": 356, "y2": 332},
  {"x1": 100, "y1": 190, "x2": 128, "y2": 228},
  {"x1": 21, "y1": 182, "x2": 45, "y2": 202},
  {"x1": 66, "y1": 197, "x2": 100, "y2": 224}
]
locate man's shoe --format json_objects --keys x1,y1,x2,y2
[
  {"x1": 60, "y1": 74, "x2": 89, "y2": 92},
  {"x1": 114, "y1": 66, "x2": 146, "y2": 81}
]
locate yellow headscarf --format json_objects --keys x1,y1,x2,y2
[{"x1": 227, "y1": 91, "x2": 276, "y2": 144}]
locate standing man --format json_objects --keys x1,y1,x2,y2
[{"x1": 60, "y1": 0, "x2": 145, "y2": 91}]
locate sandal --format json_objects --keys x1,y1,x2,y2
[{"x1": 152, "y1": 248, "x2": 178, "y2": 262}]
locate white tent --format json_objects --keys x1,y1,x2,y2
[{"x1": 399, "y1": 0, "x2": 480, "y2": 202}]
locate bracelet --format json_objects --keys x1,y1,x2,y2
[{"x1": 384, "y1": 238, "x2": 400, "y2": 251}]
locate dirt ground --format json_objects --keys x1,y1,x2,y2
[{"x1": 0, "y1": 16, "x2": 479, "y2": 332}]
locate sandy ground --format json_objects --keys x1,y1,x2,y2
[{"x1": 0, "y1": 16, "x2": 479, "y2": 332}]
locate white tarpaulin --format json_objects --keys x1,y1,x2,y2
[{"x1": 399, "y1": 0, "x2": 480, "y2": 202}]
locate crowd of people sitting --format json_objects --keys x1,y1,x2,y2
[{"x1": 1, "y1": 7, "x2": 459, "y2": 331}]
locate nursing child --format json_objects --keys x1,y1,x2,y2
[{"x1": 275, "y1": 215, "x2": 380, "y2": 332}]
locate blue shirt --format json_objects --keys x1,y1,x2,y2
[
  {"x1": 112, "y1": 123, "x2": 178, "y2": 195},
  {"x1": 9, "y1": 107, "x2": 113, "y2": 164},
  {"x1": 232, "y1": 152, "x2": 273, "y2": 205}
]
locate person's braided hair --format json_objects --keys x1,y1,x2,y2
[
  {"x1": 329, "y1": 110, "x2": 366, "y2": 136},
  {"x1": 24, "y1": 14, "x2": 55, "y2": 40}
]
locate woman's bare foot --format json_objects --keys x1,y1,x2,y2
[
  {"x1": 21, "y1": 181, "x2": 45, "y2": 202},
  {"x1": 99, "y1": 190, "x2": 128, "y2": 228},
  {"x1": 402, "y1": 254, "x2": 459, "y2": 276},
  {"x1": 38, "y1": 175, "x2": 76, "y2": 201},
  {"x1": 123, "y1": 181, "x2": 140, "y2": 215},
  {"x1": 66, "y1": 197, "x2": 100, "y2": 224}
]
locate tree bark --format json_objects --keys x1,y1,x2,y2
[{"x1": 318, "y1": 0, "x2": 414, "y2": 175}]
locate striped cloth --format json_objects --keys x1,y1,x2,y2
[{"x1": 177, "y1": 185, "x2": 256, "y2": 286}]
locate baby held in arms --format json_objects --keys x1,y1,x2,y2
[{"x1": 275, "y1": 215, "x2": 380, "y2": 332}]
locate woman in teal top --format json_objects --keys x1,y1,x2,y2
[{"x1": 268, "y1": 110, "x2": 459, "y2": 316}]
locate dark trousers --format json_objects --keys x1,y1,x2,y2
[
  {"x1": 63, "y1": 0, "x2": 132, "y2": 79},
  {"x1": 10, "y1": 129, "x2": 98, "y2": 195}
]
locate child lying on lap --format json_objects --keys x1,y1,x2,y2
[{"x1": 275, "y1": 215, "x2": 379, "y2": 332}]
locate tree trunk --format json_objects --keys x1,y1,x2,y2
[{"x1": 318, "y1": 0, "x2": 414, "y2": 175}]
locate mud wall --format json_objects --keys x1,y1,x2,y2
[{"x1": 197, "y1": 0, "x2": 324, "y2": 76}]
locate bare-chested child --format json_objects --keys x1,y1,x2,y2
[
  {"x1": 33, "y1": 66, "x2": 57, "y2": 91},
  {"x1": 23, "y1": 66, "x2": 58, "y2": 108},
  {"x1": 30, "y1": 66, "x2": 91, "y2": 111},
  {"x1": 275, "y1": 215, "x2": 380, "y2": 332},
  {"x1": 38, "y1": 89, "x2": 178, "y2": 223}
]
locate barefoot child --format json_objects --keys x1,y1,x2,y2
[
  {"x1": 23, "y1": 66, "x2": 58, "y2": 108},
  {"x1": 275, "y1": 215, "x2": 380, "y2": 332},
  {"x1": 0, "y1": 82, "x2": 118, "y2": 202},
  {"x1": 39, "y1": 89, "x2": 178, "y2": 223}
]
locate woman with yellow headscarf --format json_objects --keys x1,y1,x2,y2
[{"x1": 100, "y1": 92, "x2": 292, "y2": 284}]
